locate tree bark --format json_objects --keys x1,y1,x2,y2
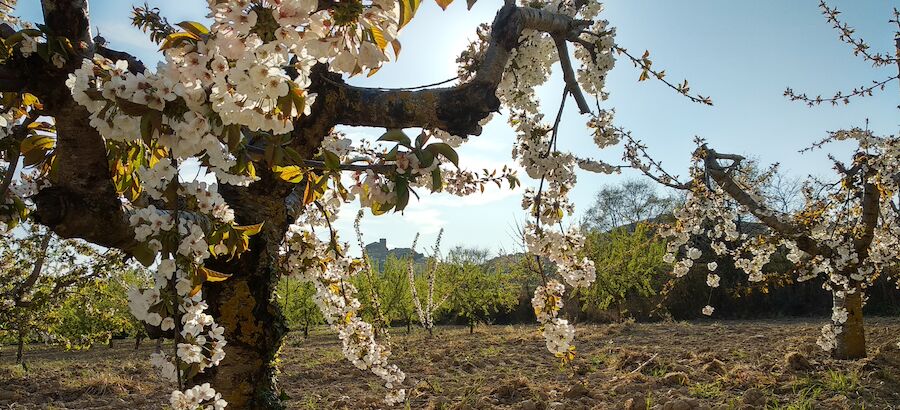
[
  {"x1": 468, "y1": 322, "x2": 474, "y2": 334},
  {"x1": 832, "y1": 290, "x2": 866, "y2": 360},
  {"x1": 192, "y1": 182, "x2": 291, "y2": 410},
  {"x1": 16, "y1": 325, "x2": 24, "y2": 364},
  {"x1": 196, "y1": 274, "x2": 286, "y2": 409}
]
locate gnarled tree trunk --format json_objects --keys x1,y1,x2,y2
[
  {"x1": 832, "y1": 289, "x2": 866, "y2": 360},
  {"x1": 194, "y1": 185, "x2": 291, "y2": 409}
]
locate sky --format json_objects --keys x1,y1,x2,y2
[{"x1": 13, "y1": 0, "x2": 900, "y2": 256}]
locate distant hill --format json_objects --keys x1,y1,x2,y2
[{"x1": 363, "y1": 238, "x2": 425, "y2": 270}]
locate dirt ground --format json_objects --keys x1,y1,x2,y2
[{"x1": 1, "y1": 318, "x2": 899, "y2": 409}]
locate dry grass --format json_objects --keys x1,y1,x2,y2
[{"x1": 2, "y1": 318, "x2": 899, "y2": 409}]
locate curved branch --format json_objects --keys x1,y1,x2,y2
[
  {"x1": 701, "y1": 145, "x2": 831, "y2": 257},
  {"x1": 333, "y1": 5, "x2": 587, "y2": 136}
]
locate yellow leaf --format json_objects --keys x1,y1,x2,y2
[
  {"x1": 176, "y1": 21, "x2": 210, "y2": 36},
  {"x1": 398, "y1": 0, "x2": 422, "y2": 28},
  {"x1": 390, "y1": 40, "x2": 402, "y2": 60},
  {"x1": 435, "y1": 0, "x2": 453, "y2": 10},
  {"x1": 302, "y1": 174, "x2": 324, "y2": 205},
  {"x1": 20, "y1": 134, "x2": 55, "y2": 154},
  {"x1": 369, "y1": 27, "x2": 388, "y2": 51},
  {"x1": 199, "y1": 266, "x2": 231, "y2": 282},
  {"x1": 21, "y1": 93, "x2": 39, "y2": 107},
  {"x1": 159, "y1": 32, "x2": 200, "y2": 51},
  {"x1": 235, "y1": 222, "x2": 264, "y2": 236},
  {"x1": 273, "y1": 165, "x2": 304, "y2": 183}
]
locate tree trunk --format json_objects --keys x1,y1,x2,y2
[
  {"x1": 196, "y1": 266, "x2": 287, "y2": 409},
  {"x1": 155, "y1": 338, "x2": 163, "y2": 353},
  {"x1": 303, "y1": 321, "x2": 309, "y2": 338},
  {"x1": 108, "y1": 337, "x2": 114, "y2": 348},
  {"x1": 406, "y1": 319, "x2": 411, "y2": 335},
  {"x1": 16, "y1": 328, "x2": 24, "y2": 365},
  {"x1": 134, "y1": 336, "x2": 142, "y2": 350},
  {"x1": 468, "y1": 322, "x2": 474, "y2": 334},
  {"x1": 832, "y1": 290, "x2": 866, "y2": 360},
  {"x1": 194, "y1": 183, "x2": 290, "y2": 409},
  {"x1": 427, "y1": 326, "x2": 433, "y2": 337}
]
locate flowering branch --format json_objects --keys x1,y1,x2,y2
[{"x1": 784, "y1": 3, "x2": 900, "y2": 107}]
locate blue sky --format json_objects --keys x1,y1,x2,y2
[{"x1": 14, "y1": 0, "x2": 899, "y2": 255}]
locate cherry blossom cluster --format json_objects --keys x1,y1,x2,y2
[
  {"x1": 282, "y1": 208, "x2": 406, "y2": 405},
  {"x1": 490, "y1": 0, "x2": 617, "y2": 360},
  {"x1": 123, "y1": 158, "x2": 237, "y2": 407},
  {"x1": 169, "y1": 383, "x2": 228, "y2": 410},
  {"x1": 530, "y1": 280, "x2": 575, "y2": 358}
]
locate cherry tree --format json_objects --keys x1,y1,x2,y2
[
  {"x1": 625, "y1": 3, "x2": 900, "y2": 360},
  {"x1": 0, "y1": 223, "x2": 129, "y2": 363},
  {"x1": 0, "y1": 0, "x2": 709, "y2": 408}
]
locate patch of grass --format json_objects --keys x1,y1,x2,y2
[
  {"x1": 424, "y1": 377, "x2": 444, "y2": 394},
  {"x1": 298, "y1": 348, "x2": 343, "y2": 368},
  {"x1": 765, "y1": 385, "x2": 821, "y2": 410},
  {"x1": 689, "y1": 381, "x2": 723, "y2": 399},
  {"x1": 0, "y1": 363, "x2": 26, "y2": 379},
  {"x1": 648, "y1": 365, "x2": 669, "y2": 378},
  {"x1": 822, "y1": 369, "x2": 859, "y2": 394},
  {"x1": 479, "y1": 345, "x2": 500, "y2": 357},
  {"x1": 299, "y1": 394, "x2": 320, "y2": 409},
  {"x1": 590, "y1": 352, "x2": 611, "y2": 367}
]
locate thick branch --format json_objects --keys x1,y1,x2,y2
[
  {"x1": 701, "y1": 146, "x2": 830, "y2": 257},
  {"x1": 333, "y1": 5, "x2": 585, "y2": 136},
  {"x1": 41, "y1": 0, "x2": 93, "y2": 49},
  {"x1": 855, "y1": 162, "x2": 879, "y2": 257}
]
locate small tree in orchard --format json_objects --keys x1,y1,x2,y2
[
  {"x1": 653, "y1": 135, "x2": 899, "y2": 360},
  {"x1": 49, "y1": 266, "x2": 153, "y2": 350},
  {"x1": 580, "y1": 222, "x2": 668, "y2": 320},
  {"x1": 407, "y1": 230, "x2": 449, "y2": 336},
  {"x1": 380, "y1": 254, "x2": 418, "y2": 334},
  {"x1": 0, "y1": 0, "x2": 712, "y2": 406},
  {"x1": 444, "y1": 246, "x2": 518, "y2": 334},
  {"x1": 276, "y1": 276, "x2": 322, "y2": 338},
  {"x1": 0, "y1": 223, "x2": 129, "y2": 363}
]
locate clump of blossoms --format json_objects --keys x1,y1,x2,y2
[
  {"x1": 282, "y1": 201, "x2": 406, "y2": 405},
  {"x1": 124, "y1": 161, "x2": 237, "y2": 408},
  {"x1": 486, "y1": 0, "x2": 619, "y2": 361}
]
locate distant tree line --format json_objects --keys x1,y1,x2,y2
[{"x1": 277, "y1": 178, "x2": 899, "y2": 334}]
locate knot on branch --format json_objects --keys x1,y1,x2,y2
[{"x1": 701, "y1": 145, "x2": 745, "y2": 173}]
